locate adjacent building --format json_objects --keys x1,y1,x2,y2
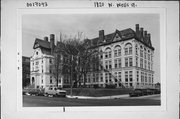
[
  {"x1": 22, "y1": 56, "x2": 30, "y2": 88},
  {"x1": 30, "y1": 24, "x2": 155, "y2": 89}
]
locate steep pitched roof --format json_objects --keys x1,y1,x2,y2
[
  {"x1": 33, "y1": 38, "x2": 51, "y2": 49},
  {"x1": 89, "y1": 28, "x2": 154, "y2": 50}
]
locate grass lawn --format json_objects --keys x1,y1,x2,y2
[{"x1": 64, "y1": 88, "x2": 133, "y2": 97}]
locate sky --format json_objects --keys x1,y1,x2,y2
[{"x1": 22, "y1": 14, "x2": 160, "y2": 83}]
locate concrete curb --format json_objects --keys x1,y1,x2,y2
[{"x1": 66, "y1": 94, "x2": 129, "y2": 99}]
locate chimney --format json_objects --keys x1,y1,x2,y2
[
  {"x1": 99, "y1": 30, "x2": 104, "y2": 43},
  {"x1": 144, "y1": 31, "x2": 147, "y2": 43},
  {"x1": 50, "y1": 34, "x2": 55, "y2": 54},
  {"x1": 147, "y1": 33, "x2": 152, "y2": 46},
  {"x1": 140, "y1": 28, "x2": 144, "y2": 41},
  {"x1": 44, "y1": 36, "x2": 48, "y2": 42},
  {"x1": 135, "y1": 24, "x2": 139, "y2": 33}
]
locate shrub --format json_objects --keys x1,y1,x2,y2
[{"x1": 105, "y1": 84, "x2": 116, "y2": 89}]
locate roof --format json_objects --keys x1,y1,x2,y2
[
  {"x1": 89, "y1": 28, "x2": 154, "y2": 50},
  {"x1": 33, "y1": 38, "x2": 51, "y2": 49}
]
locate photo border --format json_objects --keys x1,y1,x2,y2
[{"x1": 17, "y1": 8, "x2": 166, "y2": 112}]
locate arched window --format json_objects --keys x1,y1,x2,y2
[
  {"x1": 32, "y1": 77, "x2": 35, "y2": 84},
  {"x1": 124, "y1": 43, "x2": 132, "y2": 55},
  {"x1": 114, "y1": 45, "x2": 121, "y2": 57},
  {"x1": 105, "y1": 47, "x2": 112, "y2": 59}
]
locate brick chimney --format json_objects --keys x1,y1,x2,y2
[
  {"x1": 140, "y1": 28, "x2": 144, "y2": 41},
  {"x1": 99, "y1": 30, "x2": 104, "y2": 43},
  {"x1": 135, "y1": 24, "x2": 140, "y2": 39},
  {"x1": 50, "y1": 34, "x2": 55, "y2": 54},
  {"x1": 44, "y1": 36, "x2": 48, "y2": 42},
  {"x1": 144, "y1": 31, "x2": 147, "y2": 43}
]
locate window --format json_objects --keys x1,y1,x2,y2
[
  {"x1": 118, "y1": 49, "x2": 121, "y2": 56},
  {"x1": 125, "y1": 57, "x2": 133, "y2": 67},
  {"x1": 148, "y1": 62, "x2": 150, "y2": 70},
  {"x1": 141, "y1": 72, "x2": 144, "y2": 82},
  {"x1": 125, "y1": 71, "x2": 128, "y2": 82},
  {"x1": 148, "y1": 54, "x2": 150, "y2": 61},
  {"x1": 140, "y1": 48, "x2": 143, "y2": 57},
  {"x1": 105, "y1": 48, "x2": 111, "y2": 59},
  {"x1": 105, "y1": 73, "x2": 108, "y2": 83},
  {"x1": 109, "y1": 60, "x2": 112, "y2": 69},
  {"x1": 125, "y1": 58, "x2": 128, "y2": 67},
  {"x1": 140, "y1": 58, "x2": 143, "y2": 68},
  {"x1": 42, "y1": 80, "x2": 43, "y2": 84},
  {"x1": 118, "y1": 59, "x2": 121, "y2": 68},
  {"x1": 36, "y1": 52, "x2": 38, "y2": 55},
  {"x1": 135, "y1": 45, "x2": 138, "y2": 55},
  {"x1": 109, "y1": 73, "x2": 111, "y2": 82},
  {"x1": 125, "y1": 48, "x2": 128, "y2": 55},
  {"x1": 114, "y1": 59, "x2": 118, "y2": 68},
  {"x1": 109, "y1": 51, "x2": 111, "y2": 58},
  {"x1": 49, "y1": 59, "x2": 52, "y2": 64},
  {"x1": 42, "y1": 59, "x2": 43, "y2": 64},
  {"x1": 125, "y1": 43, "x2": 132, "y2": 55},
  {"x1": 36, "y1": 61, "x2": 39, "y2": 65},
  {"x1": 129, "y1": 58, "x2": 133, "y2": 66},
  {"x1": 136, "y1": 57, "x2": 138, "y2": 67},
  {"x1": 50, "y1": 77, "x2": 52, "y2": 84},
  {"x1": 144, "y1": 60, "x2": 147, "y2": 69},
  {"x1": 118, "y1": 72, "x2": 121, "y2": 81},
  {"x1": 96, "y1": 73, "x2": 99, "y2": 82},
  {"x1": 105, "y1": 52, "x2": 108, "y2": 58},
  {"x1": 114, "y1": 72, "x2": 118, "y2": 78},
  {"x1": 114, "y1": 46, "x2": 121, "y2": 57},
  {"x1": 137, "y1": 71, "x2": 139, "y2": 82},
  {"x1": 105, "y1": 61, "x2": 108, "y2": 69},
  {"x1": 93, "y1": 73, "x2": 95, "y2": 82},
  {"x1": 148, "y1": 74, "x2": 151, "y2": 83},
  {"x1": 100, "y1": 73, "x2": 103, "y2": 82},
  {"x1": 114, "y1": 50, "x2": 117, "y2": 57},
  {"x1": 145, "y1": 73, "x2": 147, "y2": 82},
  {"x1": 129, "y1": 71, "x2": 133, "y2": 82}
]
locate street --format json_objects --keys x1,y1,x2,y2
[{"x1": 23, "y1": 95, "x2": 160, "y2": 107}]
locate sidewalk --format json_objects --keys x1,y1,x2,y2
[{"x1": 66, "y1": 94, "x2": 129, "y2": 99}]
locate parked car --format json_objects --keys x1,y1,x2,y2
[
  {"x1": 44, "y1": 87, "x2": 66, "y2": 97},
  {"x1": 129, "y1": 89, "x2": 143, "y2": 97},
  {"x1": 146, "y1": 89, "x2": 154, "y2": 95},
  {"x1": 28, "y1": 88, "x2": 44, "y2": 96}
]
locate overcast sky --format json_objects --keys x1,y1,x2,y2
[{"x1": 22, "y1": 14, "x2": 160, "y2": 83}]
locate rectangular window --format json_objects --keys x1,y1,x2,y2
[
  {"x1": 145, "y1": 73, "x2": 147, "y2": 82},
  {"x1": 136, "y1": 47, "x2": 138, "y2": 55},
  {"x1": 137, "y1": 71, "x2": 139, "y2": 82},
  {"x1": 148, "y1": 62, "x2": 150, "y2": 70},
  {"x1": 125, "y1": 71, "x2": 128, "y2": 82},
  {"x1": 109, "y1": 51, "x2": 111, "y2": 58},
  {"x1": 93, "y1": 73, "x2": 95, "y2": 82},
  {"x1": 114, "y1": 72, "x2": 117, "y2": 78},
  {"x1": 148, "y1": 54, "x2": 150, "y2": 61},
  {"x1": 118, "y1": 59, "x2": 121, "y2": 68},
  {"x1": 144, "y1": 60, "x2": 147, "y2": 69},
  {"x1": 140, "y1": 58, "x2": 143, "y2": 68},
  {"x1": 136, "y1": 57, "x2": 138, "y2": 67},
  {"x1": 114, "y1": 50, "x2": 117, "y2": 57},
  {"x1": 129, "y1": 58, "x2": 133, "y2": 66},
  {"x1": 105, "y1": 73, "x2": 108, "y2": 82},
  {"x1": 100, "y1": 73, "x2": 103, "y2": 82},
  {"x1": 125, "y1": 48, "x2": 128, "y2": 55},
  {"x1": 49, "y1": 59, "x2": 52, "y2": 64},
  {"x1": 140, "y1": 50, "x2": 143, "y2": 57},
  {"x1": 105, "y1": 52, "x2": 108, "y2": 58},
  {"x1": 114, "y1": 59, "x2": 118, "y2": 68},
  {"x1": 129, "y1": 47, "x2": 132, "y2": 54},
  {"x1": 109, "y1": 60, "x2": 112, "y2": 69},
  {"x1": 118, "y1": 72, "x2": 121, "y2": 81},
  {"x1": 105, "y1": 61, "x2": 108, "y2": 69},
  {"x1": 36, "y1": 61, "x2": 39, "y2": 65},
  {"x1": 125, "y1": 58, "x2": 128, "y2": 67},
  {"x1": 50, "y1": 76, "x2": 52, "y2": 84},
  {"x1": 118, "y1": 49, "x2": 121, "y2": 56},
  {"x1": 109, "y1": 73, "x2": 111, "y2": 82},
  {"x1": 96, "y1": 73, "x2": 99, "y2": 82},
  {"x1": 141, "y1": 72, "x2": 144, "y2": 82},
  {"x1": 144, "y1": 52, "x2": 147, "y2": 59},
  {"x1": 129, "y1": 71, "x2": 133, "y2": 82}
]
